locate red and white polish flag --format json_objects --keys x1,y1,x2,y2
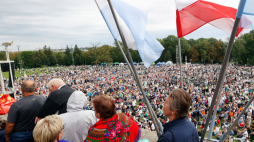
[{"x1": 176, "y1": 0, "x2": 244, "y2": 38}]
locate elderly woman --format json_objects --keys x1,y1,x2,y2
[{"x1": 85, "y1": 95, "x2": 141, "y2": 142}]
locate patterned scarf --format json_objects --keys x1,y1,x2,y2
[{"x1": 85, "y1": 113, "x2": 141, "y2": 142}]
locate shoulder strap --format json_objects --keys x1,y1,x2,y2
[{"x1": 169, "y1": 131, "x2": 175, "y2": 142}]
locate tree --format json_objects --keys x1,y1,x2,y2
[
  {"x1": 213, "y1": 41, "x2": 224, "y2": 62},
  {"x1": 56, "y1": 52, "x2": 65, "y2": 65},
  {"x1": 188, "y1": 39, "x2": 197, "y2": 47},
  {"x1": 49, "y1": 54, "x2": 57, "y2": 66},
  {"x1": 180, "y1": 38, "x2": 191, "y2": 61},
  {"x1": 207, "y1": 45, "x2": 216, "y2": 63},
  {"x1": 244, "y1": 31, "x2": 254, "y2": 65},
  {"x1": 34, "y1": 57, "x2": 42, "y2": 67},
  {"x1": 65, "y1": 45, "x2": 71, "y2": 57},
  {"x1": 232, "y1": 36, "x2": 246, "y2": 64},
  {"x1": 207, "y1": 38, "x2": 218, "y2": 45},
  {"x1": 73, "y1": 44, "x2": 82, "y2": 65},
  {"x1": 91, "y1": 42, "x2": 100, "y2": 66},
  {"x1": 63, "y1": 54, "x2": 71, "y2": 66},
  {"x1": 196, "y1": 40, "x2": 210, "y2": 63},
  {"x1": 189, "y1": 45, "x2": 199, "y2": 62},
  {"x1": 159, "y1": 35, "x2": 178, "y2": 63},
  {"x1": 110, "y1": 46, "x2": 124, "y2": 63},
  {"x1": 21, "y1": 51, "x2": 35, "y2": 67},
  {"x1": 97, "y1": 45, "x2": 113, "y2": 63},
  {"x1": 9, "y1": 52, "x2": 15, "y2": 60},
  {"x1": 129, "y1": 49, "x2": 141, "y2": 62},
  {"x1": 0, "y1": 51, "x2": 6, "y2": 61},
  {"x1": 13, "y1": 55, "x2": 19, "y2": 69},
  {"x1": 74, "y1": 54, "x2": 80, "y2": 65},
  {"x1": 73, "y1": 44, "x2": 82, "y2": 56},
  {"x1": 164, "y1": 50, "x2": 172, "y2": 61}
]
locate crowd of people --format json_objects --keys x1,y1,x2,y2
[{"x1": 0, "y1": 63, "x2": 254, "y2": 141}]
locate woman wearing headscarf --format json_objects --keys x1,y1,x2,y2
[{"x1": 85, "y1": 95, "x2": 141, "y2": 142}]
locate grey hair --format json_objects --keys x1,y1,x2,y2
[
  {"x1": 46, "y1": 79, "x2": 65, "y2": 89},
  {"x1": 21, "y1": 81, "x2": 36, "y2": 92}
]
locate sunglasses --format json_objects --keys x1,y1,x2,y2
[{"x1": 169, "y1": 90, "x2": 174, "y2": 100}]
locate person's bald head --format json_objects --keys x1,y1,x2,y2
[{"x1": 21, "y1": 80, "x2": 36, "y2": 93}]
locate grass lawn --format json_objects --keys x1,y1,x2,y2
[
  {"x1": 195, "y1": 114, "x2": 248, "y2": 142},
  {"x1": 2, "y1": 66, "x2": 64, "y2": 79},
  {"x1": 196, "y1": 116, "x2": 220, "y2": 141}
]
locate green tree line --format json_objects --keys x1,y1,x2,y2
[{"x1": 1, "y1": 30, "x2": 253, "y2": 68}]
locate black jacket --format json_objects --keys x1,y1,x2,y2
[{"x1": 37, "y1": 85, "x2": 74, "y2": 118}]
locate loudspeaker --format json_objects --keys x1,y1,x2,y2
[{"x1": 1, "y1": 62, "x2": 15, "y2": 87}]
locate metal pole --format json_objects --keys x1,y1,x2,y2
[
  {"x1": 0, "y1": 65, "x2": 5, "y2": 94},
  {"x1": 176, "y1": 45, "x2": 179, "y2": 64},
  {"x1": 220, "y1": 94, "x2": 254, "y2": 142},
  {"x1": 208, "y1": 88, "x2": 222, "y2": 140},
  {"x1": 115, "y1": 39, "x2": 159, "y2": 130},
  {"x1": 107, "y1": 0, "x2": 162, "y2": 137},
  {"x1": 178, "y1": 38, "x2": 183, "y2": 89},
  {"x1": 17, "y1": 46, "x2": 22, "y2": 74},
  {"x1": 115, "y1": 39, "x2": 137, "y2": 81},
  {"x1": 5, "y1": 46, "x2": 15, "y2": 98},
  {"x1": 200, "y1": 15, "x2": 242, "y2": 142},
  {"x1": 71, "y1": 46, "x2": 74, "y2": 65},
  {"x1": 208, "y1": 62, "x2": 229, "y2": 139}
]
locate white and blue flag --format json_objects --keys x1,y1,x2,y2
[
  {"x1": 238, "y1": 0, "x2": 254, "y2": 29},
  {"x1": 95, "y1": 0, "x2": 164, "y2": 68}
]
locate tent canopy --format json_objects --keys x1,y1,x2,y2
[{"x1": 166, "y1": 61, "x2": 173, "y2": 65}]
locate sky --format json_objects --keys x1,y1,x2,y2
[{"x1": 0, "y1": 0, "x2": 248, "y2": 51}]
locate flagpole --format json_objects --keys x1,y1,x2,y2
[
  {"x1": 200, "y1": 0, "x2": 245, "y2": 141},
  {"x1": 207, "y1": 87, "x2": 222, "y2": 140},
  {"x1": 178, "y1": 38, "x2": 183, "y2": 89},
  {"x1": 208, "y1": 72, "x2": 226, "y2": 140},
  {"x1": 115, "y1": 39, "x2": 159, "y2": 125},
  {"x1": 220, "y1": 90, "x2": 254, "y2": 141},
  {"x1": 107, "y1": 0, "x2": 163, "y2": 137},
  {"x1": 115, "y1": 39, "x2": 137, "y2": 81}
]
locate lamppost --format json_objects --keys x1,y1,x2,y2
[
  {"x1": 211, "y1": 59, "x2": 213, "y2": 64},
  {"x1": 17, "y1": 45, "x2": 23, "y2": 74},
  {"x1": 71, "y1": 45, "x2": 74, "y2": 66}
]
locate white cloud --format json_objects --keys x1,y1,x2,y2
[{"x1": 0, "y1": 0, "x2": 241, "y2": 51}]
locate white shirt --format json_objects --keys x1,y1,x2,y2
[
  {"x1": 243, "y1": 131, "x2": 248, "y2": 137},
  {"x1": 58, "y1": 84, "x2": 66, "y2": 90},
  {"x1": 151, "y1": 123, "x2": 155, "y2": 131}
]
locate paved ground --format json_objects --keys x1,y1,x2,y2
[
  {"x1": 141, "y1": 129, "x2": 158, "y2": 142},
  {"x1": 0, "y1": 114, "x2": 7, "y2": 121}
]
